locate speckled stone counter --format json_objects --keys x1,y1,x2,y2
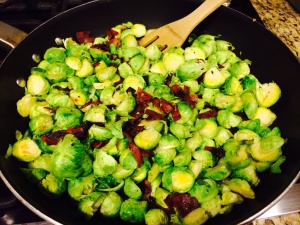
[
  {"x1": 249, "y1": 0, "x2": 300, "y2": 61},
  {"x1": 250, "y1": 212, "x2": 300, "y2": 225}
]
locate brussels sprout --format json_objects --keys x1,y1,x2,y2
[
  {"x1": 196, "y1": 118, "x2": 218, "y2": 139},
  {"x1": 182, "y1": 207, "x2": 209, "y2": 225},
  {"x1": 17, "y1": 94, "x2": 37, "y2": 117},
  {"x1": 46, "y1": 92, "x2": 74, "y2": 108},
  {"x1": 184, "y1": 46, "x2": 206, "y2": 60},
  {"x1": 83, "y1": 105, "x2": 106, "y2": 123},
  {"x1": 227, "y1": 178, "x2": 255, "y2": 199},
  {"x1": 270, "y1": 155, "x2": 286, "y2": 174},
  {"x1": 112, "y1": 164, "x2": 134, "y2": 180},
  {"x1": 162, "y1": 52, "x2": 185, "y2": 73},
  {"x1": 224, "y1": 75, "x2": 243, "y2": 95},
  {"x1": 150, "y1": 85, "x2": 174, "y2": 102},
  {"x1": 188, "y1": 160, "x2": 203, "y2": 178},
  {"x1": 54, "y1": 107, "x2": 82, "y2": 130},
  {"x1": 237, "y1": 119, "x2": 261, "y2": 132},
  {"x1": 119, "y1": 149, "x2": 138, "y2": 170},
  {"x1": 214, "y1": 94, "x2": 237, "y2": 109},
  {"x1": 234, "y1": 129, "x2": 260, "y2": 144},
  {"x1": 122, "y1": 74, "x2": 146, "y2": 91},
  {"x1": 175, "y1": 101, "x2": 193, "y2": 124},
  {"x1": 249, "y1": 135, "x2": 284, "y2": 162},
  {"x1": 220, "y1": 185, "x2": 243, "y2": 205},
  {"x1": 65, "y1": 56, "x2": 82, "y2": 70},
  {"x1": 68, "y1": 76, "x2": 85, "y2": 89},
  {"x1": 88, "y1": 124, "x2": 113, "y2": 141},
  {"x1": 52, "y1": 134, "x2": 92, "y2": 179},
  {"x1": 145, "y1": 208, "x2": 169, "y2": 225},
  {"x1": 176, "y1": 59, "x2": 207, "y2": 81},
  {"x1": 39, "y1": 173, "x2": 67, "y2": 197},
  {"x1": 12, "y1": 138, "x2": 41, "y2": 162},
  {"x1": 118, "y1": 62, "x2": 134, "y2": 78},
  {"x1": 93, "y1": 149, "x2": 118, "y2": 177},
  {"x1": 201, "y1": 87, "x2": 220, "y2": 106},
  {"x1": 232, "y1": 165, "x2": 260, "y2": 186},
  {"x1": 217, "y1": 109, "x2": 242, "y2": 129},
  {"x1": 162, "y1": 166, "x2": 195, "y2": 193},
  {"x1": 119, "y1": 198, "x2": 148, "y2": 223},
  {"x1": 241, "y1": 91, "x2": 258, "y2": 120},
  {"x1": 46, "y1": 62, "x2": 74, "y2": 83},
  {"x1": 243, "y1": 74, "x2": 258, "y2": 91},
  {"x1": 129, "y1": 54, "x2": 146, "y2": 73},
  {"x1": 100, "y1": 192, "x2": 123, "y2": 217},
  {"x1": 228, "y1": 60, "x2": 251, "y2": 80},
  {"x1": 214, "y1": 127, "x2": 233, "y2": 147},
  {"x1": 96, "y1": 66, "x2": 117, "y2": 82},
  {"x1": 203, "y1": 67, "x2": 226, "y2": 88},
  {"x1": 201, "y1": 195, "x2": 221, "y2": 217},
  {"x1": 154, "y1": 147, "x2": 176, "y2": 166},
  {"x1": 170, "y1": 122, "x2": 191, "y2": 139},
  {"x1": 173, "y1": 150, "x2": 192, "y2": 167},
  {"x1": 28, "y1": 153, "x2": 52, "y2": 172},
  {"x1": 150, "y1": 60, "x2": 167, "y2": 76},
  {"x1": 131, "y1": 157, "x2": 151, "y2": 183},
  {"x1": 253, "y1": 107, "x2": 277, "y2": 127},
  {"x1": 118, "y1": 47, "x2": 141, "y2": 61},
  {"x1": 224, "y1": 141, "x2": 251, "y2": 170},
  {"x1": 203, "y1": 160, "x2": 231, "y2": 181},
  {"x1": 29, "y1": 114, "x2": 54, "y2": 135},
  {"x1": 192, "y1": 149, "x2": 216, "y2": 169},
  {"x1": 148, "y1": 73, "x2": 165, "y2": 86},
  {"x1": 124, "y1": 178, "x2": 142, "y2": 199},
  {"x1": 68, "y1": 174, "x2": 95, "y2": 201},
  {"x1": 27, "y1": 74, "x2": 50, "y2": 96},
  {"x1": 154, "y1": 187, "x2": 170, "y2": 209},
  {"x1": 185, "y1": 131, "x2": 203, "y2": 151},
  {"x1": 44, "y1": 47, "x2": 66, "y2": 63},
  {"x1": 76, "y1": 58, "x2": 94, "y2": 77},
  {"x1": 78, "y1": 192, "x2": 107, "y2": 219},
  {"x1": 189, "y1": 179, "x2": 218, "y2": 203},
  {"x1": 134, "y1": 129, "x2": 161, "y2": 150},
  {"x1": 115, "y1": 92, "x2": 136, "y2": 116},
  {"x1": 70, "y1": 89, "x2": 88, "y2": 106},
  {"x1": 121, "y1": 34, "x2": 138, "y2": 48},
  {"x1": 20, "y1": 168, "x2": 48, "y2": 184},
  {"x1": 191, "y1": 34, "x2": 217, "y2": 57},
  {"x1": 131, "y1": 23, "x2": 146, "y2": 37},
  {"x1": 145, "y1": 43, "x2": 162, "y2": 61}
]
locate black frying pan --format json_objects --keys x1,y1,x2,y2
[{"x1": 0, "y1": 0, "x2": 299, "y2": 224}]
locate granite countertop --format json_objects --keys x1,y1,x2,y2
[
  {"x1": 246, "y1": 1, "x2": 300, "y2": 223},
  {"x1": 250, "y1": 0, "x2": 300, "y2": 61}
]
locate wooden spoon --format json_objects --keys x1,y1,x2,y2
[{"x1": 138, "y1": 0, "x2": 228, "y2": 51}]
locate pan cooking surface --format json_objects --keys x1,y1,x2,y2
[{"x1": 0, "y1": 0, "x2": 299, "y2": 224}]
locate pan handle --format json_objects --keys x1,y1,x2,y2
[{"x1": 0, "y1": 21, "x2": 27, "y2": 51}]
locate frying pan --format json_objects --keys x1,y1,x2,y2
[{"x1": 0, "y1": 0, "x2": 299, "y2": 224}]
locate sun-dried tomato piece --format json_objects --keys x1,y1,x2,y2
[
  {"x1": 198, "y1": 107, "x2": 218, "y2": 119},
  {"x1": 145, "y1": 109, "x2": 165, "y2": 120},
  {"x1": 107, "y1": 29, "x2": 119, "y2": 40},
  {"x1": 165, "y1": 193, "x2": 199, "y2": 218},
  {"x1": 128, "y1": 142, "x2": 144, "y2": 167},
  {"x1": 204, "y1": 146, "x2": 225, "y2": 158},
  {"x1": 170, "y1": 104, "x2": 181, "y2": 121},
  {"x1": 159, "y1": 98, "x2": 174, "y2": 114},
  {"x1": 41, "y1": 130, "x2": 67, "y2": 145}
]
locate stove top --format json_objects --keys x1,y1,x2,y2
[{"x1": 1, "y1": 0, "x2": 297, "y2": 225}]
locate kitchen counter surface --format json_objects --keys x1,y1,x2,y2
[{"x1": 250, "y1": 0, "x2": 300, "y2": 61}]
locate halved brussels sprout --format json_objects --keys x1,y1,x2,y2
[{"x1": 12, "y1": 138, "x2": 42, "y2": 162}]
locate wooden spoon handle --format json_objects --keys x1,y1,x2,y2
[{"x1": 168, "y1": 0, "x2": 228, "y2": 39}]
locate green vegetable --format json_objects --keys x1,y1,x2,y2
[{"x1": 7, "y1": 22, "x2": 287, "y2": 224}]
